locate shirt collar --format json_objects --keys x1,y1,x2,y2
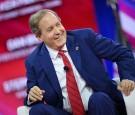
[{"x1": 46, "y1": 44, "x2": 68, "y2": 59}]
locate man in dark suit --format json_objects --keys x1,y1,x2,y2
[{"x1": 24, "y1": 9, "x2": 135, "y2": 115}]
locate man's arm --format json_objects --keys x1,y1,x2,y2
[
  {"x1": 85, "y1": 29, "x2": 135, "y2": 95},
  {"x1": 24, "y1": 59, "x2": 45, "y2": 106}
]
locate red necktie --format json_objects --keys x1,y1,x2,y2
[{"x1": 58, "y1": 50, "x2": 86, "y2": 115}]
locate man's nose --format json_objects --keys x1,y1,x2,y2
[{"x1": 54, "y1": 27, "x2": 61, "y2": 34}]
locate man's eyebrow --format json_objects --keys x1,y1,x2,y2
[
  {"x1": 47, "y1": 26, "x2": 53, "y2": 31},
  {"x1": 56, "y1": 21, "x2": 60, "y2": 24},
  {"x1": 46, "y1": 21, "x2": 60, "y2": 31}
]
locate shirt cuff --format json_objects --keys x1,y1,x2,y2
[{"x1": 27, "y1": 95, "x2": 34, "y2": 105}]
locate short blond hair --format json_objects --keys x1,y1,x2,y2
[{"x1": 29, "y1": 9, "x2": 61, "y2": 35}]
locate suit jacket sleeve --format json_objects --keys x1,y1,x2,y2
[
  {"x1": 82, "y1": 29, "x2": 135, "y2": 81},
  {"x1": 24, "y1": 59, "x2": 43, "y2": 106}
]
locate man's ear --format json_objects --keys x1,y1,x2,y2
[{"x1": 36, "y1": 34, "x2": 43, "y2": 42}]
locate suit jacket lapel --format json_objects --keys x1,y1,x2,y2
[
  {"x1": 66, "y1": 35, "x2": 92, "y2": 86},
  {"x1": 38, "y1": 44, "x2": 62, "y2": 97},
  {"x1": 66, "y1": 35, "x2": 83, "y2": 75}
]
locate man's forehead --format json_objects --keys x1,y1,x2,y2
[
  {"x1": 39, "y1": 12, "x2": 59, "y2": 28},
  {"x1": 40, "y1": 13, "x2": 58, "y2": 24},
  {"x1": 44, "y1": 12, "x2": 57, "y2": 20}
]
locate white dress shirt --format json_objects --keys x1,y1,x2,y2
[{"x1": 46, "y1": 45, "x2": 93, "y2": 113}]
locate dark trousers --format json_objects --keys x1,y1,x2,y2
[{"x1": 29, "y1": 92, "x2": 125, "y2": 115}]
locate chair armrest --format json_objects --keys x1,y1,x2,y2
[
  {"x1": 122, "y1": 88, "x2": 135, "y2": 115},
  {"x1": 17, "y1": 106, "x2": 31, "y2": 115}
]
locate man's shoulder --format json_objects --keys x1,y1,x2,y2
[
  {"x1": 66, "y1": 28, "x2": 94, "y2": 35},
  {"x1": 25, "y1": 43, "x2": 43, "y2": 63}
]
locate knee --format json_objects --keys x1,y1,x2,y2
[
  {"x1": 88, "y1": 92, "x2": 117, "y2": 115},
  {"x1": 90, "y1": 92, "x2": 111, "y2": 102},
  {"x1": 29, "y1": 103, "x2": 47, "y2": 115},
  {"x1": 89, "y1": 92, "x2": 114, "y2": 108}
]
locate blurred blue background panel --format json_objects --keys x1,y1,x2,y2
[{"x1": 93, "y1": 0, "x2": 116, "y2": 78}]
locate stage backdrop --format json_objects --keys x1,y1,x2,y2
[{"x1": 0, "y1": 0, "x2": 97, "y2": 115}]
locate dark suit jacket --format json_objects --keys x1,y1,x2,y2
[{"x1": 24, "y1": 28, "x2": 135, "y2": 111}]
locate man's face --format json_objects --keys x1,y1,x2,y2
[{"x1": 37, "y1": 12, "x2": 66, "y2": 50}]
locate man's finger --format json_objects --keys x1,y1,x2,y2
[
  {"x1": 29, "y1": 95, "x2": 37, "y2": 102},
  {"x1": 29, "y1": 91, "x2": 42, "y2": 101},
  {"x1": 31, "y1": 88, "x2": 41, "y2": 97},
  {"x1": 117, "y1": 85, "x2": 122, "y2": 91},
  {"x1": 33, "y1": 86, "x2": 43, "y2": 95},
  {"x1": 41, "y1": 90, "x2": 45, "y2": 93}
]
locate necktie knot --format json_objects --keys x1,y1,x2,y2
[{"x1": 58, "y1": 50, "x2": 65, "y2": 56}]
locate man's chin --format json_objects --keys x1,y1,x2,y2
[{"x1": 58, "y1": 43, "x2": 65, "y2": 50}]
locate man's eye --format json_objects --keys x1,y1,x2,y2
[
  {"x1": 56, "y1": 23, "x2": 60, "y2": 26},
  {"x1": 48, "y1": 28, "x2": 52, "y2": 32}
]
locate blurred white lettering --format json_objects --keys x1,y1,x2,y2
[
  {"x1": 0, "y1": 0, "x2": 41, "y2": 12},
  {"x1": 6, "y1": 34, "x2": 40, "y2": 51},
  {"x1": 3, "y1": 77, "x2": 27, "y2": 93}
]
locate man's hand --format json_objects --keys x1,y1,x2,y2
[
  {"x1": 29, "y1": 86, "x2": 45, "y2": 102},
  {"x1": 117, "y1": 79, "x2": 135, "y2": 96}
]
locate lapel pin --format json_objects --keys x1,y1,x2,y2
[{"x1": 76, "y1": 47, "x2": 79, "y2": 50}]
